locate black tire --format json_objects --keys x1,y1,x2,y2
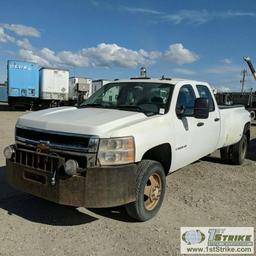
[
  {"x1": 125, "y1": 160, "x2": 166, "y2": 222},
  {"x1": 220, "y1": 146, "x2": 231, "y2": 163},
  {"x1": 231, "y1": 134, "x2": 248, "y2": 165}
]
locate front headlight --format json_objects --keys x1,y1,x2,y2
[{"x1": 97, "y1": 137, "x2": 135, "y2": 165}]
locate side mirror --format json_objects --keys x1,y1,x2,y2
[
  {"x1": 194, "y1": 98, "x2": 209, "y2": 119},
  {"x1": 176, "y1": 105, "x2": 185, "y2": 117}
]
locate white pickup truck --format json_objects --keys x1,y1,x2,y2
[{"x1": 4, "y1": 76, "x2": 251, "y2": 221}]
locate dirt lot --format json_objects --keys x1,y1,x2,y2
[{"x1": 0, "y1": 106, "x2": 255, "y2": 256}]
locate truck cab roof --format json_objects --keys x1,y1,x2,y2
[{"x1": 110, "y1": 77, "x2": 209, "y2": 86}]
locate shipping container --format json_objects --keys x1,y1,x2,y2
[
  {"x1": 0, "y1": 83, "x2": 8, "y2": 102},
  {"x1": 40, "y1": 68, "x2": 69, "y2": 102},
  {"x1": 7, "y1": 60, "x2": 39, "y2": 107}
]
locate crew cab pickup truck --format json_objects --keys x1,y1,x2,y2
[{"x1": 4, "y1": 77, "x2": 251, "y2": 221}]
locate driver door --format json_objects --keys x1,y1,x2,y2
[{"x1": 173, "y1": 84, "x2": 207, "y2": 170}]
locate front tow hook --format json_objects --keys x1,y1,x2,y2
[{"x1": 51, "y1": 170, "x2": 57, "y2": 186}]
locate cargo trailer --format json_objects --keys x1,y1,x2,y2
[
  {"x1": 0, "y1": 83, "x2": 8, "y2": 102},
  {"x1": 69, "y1": 77, "x2": 92, "y2": 104},
  {"x1": 39, "y1": 68, "x2": 69, "y2": 106},
  {"x1": 92, "y1": 79, "x2": 111, "y2": 93},
  {"x1": 7, "y1": 60, "x2": 39, "y2": 108}
]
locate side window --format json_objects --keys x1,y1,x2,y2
[
  {"x1": 197, "y1": 85, "x2": 215, "y2": 112},
  {"x1": 176, "y1": 84, "x2": 196, "y2": 116}
]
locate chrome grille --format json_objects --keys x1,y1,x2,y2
[{"x1": 15, "y1": 126, "x2": 98, "y2": 152}]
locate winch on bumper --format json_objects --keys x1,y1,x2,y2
[{"x1": 5, "y1": 145, "x2": 137, "y2": 208}]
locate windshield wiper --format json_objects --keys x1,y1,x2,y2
[
  {"x1": 116, "y1": 105, "x2": 158, "y2": 116},
  {"x1": 116, "y1": 105, "x2": 143, "y2": 111}
]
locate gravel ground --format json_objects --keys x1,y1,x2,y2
[{"x1": 0, "y1": 105, "x2": 255, "y2": 256}]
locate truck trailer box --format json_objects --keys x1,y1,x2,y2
[
  {"x1": 92, "y1": 79, "x2": 111, "y2": 94},
  {"x1": 0, "y1": 84, "x2": 8, "y2": 102},
  {"x1": 69, "y1": 77, "x2": 92, "y2": 100},
  {"x1": 7, "y1": 60, "x2": 39, "y2": 98},
  {"x1": 40, "y1": 68, "x2": 69, "y2": 101}
]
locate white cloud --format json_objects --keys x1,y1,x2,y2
[
  {"x1": 3, "y1": 23, "x2": 40, "y2": 37},
  {"x1": 39, "y1": 48, "x2": 60, "y2": 63},
  {"x1": 218, "y1": 10, "x2": 256, "y2": 18},
  {"x1": 16, "y1": 38, "x2": 33, "y2": 50},
  {"x1": 57, "y1": 51, "x2": 89, "y2": 67},
  {"x1": 163, "y1": 10, "x2": 210, "y2": 24},
  {"x1": 161, "y1": 10, "x2": 256, "y2": 24},
  {"x1": 139, "y1": 49, "x2": 162, "y2": 59},
  {"x1": 121, "y1": 6, "x2": 163, "y2": 15},
  {"x1": 222, "y1": 58, "x2": 232, "y2": 64},
  {"x1": 80, "y1": 43, "x2": 159, "y2": 68},
  {"x1": 19, "y1": 49, "x2": 50, "y2": 66},
  {"x1": 17, "y1": 43, "x2": 161, "y2": 68},
  {"x1": 164, "y1": 43, "x2": 199, "y2": 65},
  {"x1": 173, "y1": 68, "x2": 195, "y2": 75},
  {"x1": 121, "y1": 7, "x2": 256, "y2": 25},
  {"x1": 0, "y1": 27, "x2": 15, "y2": 43}
]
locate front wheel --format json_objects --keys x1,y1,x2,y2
[
  {"x1": 231, "y1": 134, "x2": 248, "y2": 165},
  {"x1": 125, "y1": 160, "x2": 166, "y2": 222},
  {"x1": 220, "y1": 146, "x2": 231, "y2": 164}
]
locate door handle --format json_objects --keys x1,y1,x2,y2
[
  {"x1": 214, "y1": 118, "x2": 220, "y2": 122},
  {"x1": 197, "y1": 122, "x2": 204, "y2": 127}
]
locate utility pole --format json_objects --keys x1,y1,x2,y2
[{"x1": 240, "y1": 69, "x2": 247, "y2": 94}]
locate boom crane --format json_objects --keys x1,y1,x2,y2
[
  {"x1": 243, "y1": 56, "x2": 256, "y2": 80},
  {"x1": 243, "y1": 56, "x2": 256, "y2": 119},
  {"x1": 215, "y1": 57, "x2": 256, "y2": 120}
]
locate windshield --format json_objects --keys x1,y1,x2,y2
[{"x1": 80, "y1": 82, "x2": 174, "y2": 115}]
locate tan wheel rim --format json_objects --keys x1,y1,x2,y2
[{"x1": 144, "y1": 173, "x2": 162, "y2": 211}]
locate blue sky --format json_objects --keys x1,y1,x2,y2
[{"x1": 0, "y1": 0, "x2": 256, "y2": 91}]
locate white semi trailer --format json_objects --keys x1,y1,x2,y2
[
  {"x1": 69, "y1": 78, "x2": 111, "y2": 105},
  {"x1": 39, "y1": 68, "x2": 69, "y2": 107},
  {"x1": 92, "y1": 79, "x2": 111, "y2": 93},
  {"x1": 69, "y1": 77, "x2": 92, "y2": 104}
]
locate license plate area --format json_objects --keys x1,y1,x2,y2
[{"x1": 23, "y1": 171, "x2": 46, "y2": 184}]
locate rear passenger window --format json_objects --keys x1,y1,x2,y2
[
  {"x1": 176, "y1": 84, "x2": 196, "y2": 116},
  {"x1": 197, "y1": 85, "x2": 215, "y2": 112}
]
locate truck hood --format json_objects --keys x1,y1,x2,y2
[{"x1": 16, "y1": 107, "x2": 148, "y2": 137}]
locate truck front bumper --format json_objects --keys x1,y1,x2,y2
[{"x1": 6, "y1": 160, "x2": 137, "y2": 208}]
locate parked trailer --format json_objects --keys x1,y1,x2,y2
[
  {"x1": 0, "y1": 83, "x2": 8, "y2": 102},
  {"x1": 39, "y1": 68, "x2": 69, "y2": 107},
  {"x1": 92, "y1": 79, "x2": 111, "y2": 93},
  {"x1": 7, "y1": 60, "x2": 39, "y2": 108},
  {"x1": 69, "y1": 77, "x2": 92, "y2": 105}
]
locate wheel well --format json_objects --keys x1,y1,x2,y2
[{"x1": 142, "y1": 143, "x2": 172, "y2": 175}]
